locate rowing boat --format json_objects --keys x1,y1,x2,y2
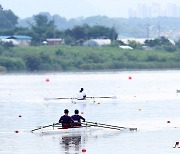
[
  {"x1": 71, "y1": 99, "x2": 95, "y2": 104},
  {"x1": 33, "y1": 125, "x2": 137, "y2": 135},
  {"x1": 44, "y1": 96, "x2": 117, "y2": 104},
  {"x1": 36, "y1": 126, "x2": 101, "y2": 135},
  {"x1": 31, "y1": 121, "x2": 137, "y2": 135}
]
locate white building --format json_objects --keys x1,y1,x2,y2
[
  {"x1": 46, "y1": 38, "x2": 63, "y2": 45},
  {"x1": 0, "y1": 35, "x2": 32, "y2": 46},
  {"x1": 83, "y1": 39, "x2": 111, "y2": 47}
]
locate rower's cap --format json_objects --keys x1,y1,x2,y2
[
  {"x1": 64, "y1": 109, "x2": 69, "y2": 114},
  {"x1": 80, "y1": 88, "x2": 84, "y2": 92},
  {"x1": 75, "y1": 109, "x2": 79, "y2": 114}
]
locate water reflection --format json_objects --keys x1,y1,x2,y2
[{"x1": 60, "y1": 134, "x2": 86, "y2": 154}]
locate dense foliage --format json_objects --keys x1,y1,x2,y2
[
  {"x1": 0, "y1": 45, "x2": 180, "y2": 72},
  {"x1": 0, "y1": 5, "x2": 18, "y2": 30}
]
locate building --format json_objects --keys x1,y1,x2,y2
[
  {"x1": 46, "y1": 38, "x2": 63, "y2": 46},
  {"x1": 118, "y1": 37, "x2": 149, "y2": 45},
  {"x1": 119, "y1": 45, "x2": 133, "y2": 49},
  {"x1": 0, "y1": 35, "x2": 32, "y2": 46},
  {"x1": 83, "y1": 39, "x2": 111, "y2": 47}
]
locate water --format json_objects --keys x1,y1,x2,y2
[{"x1": 1, "y1": 70, "x2": 180, "y2": 154}]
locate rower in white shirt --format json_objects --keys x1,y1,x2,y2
[{"x1": 77, "y1": 88, "x2": 86, "y2": 100}]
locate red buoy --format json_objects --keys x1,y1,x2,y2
[
  {"x1": 167, "y1": 121, "x2": 171, "y2": 123},
  {"x1": 128, "y1": 76, "x2": 132, "y2": 80},
  {"x1": 19, "y1": 115, "x2": 22, "y2": 118},
  {"x1": 15, "y1": 130, "x2": 19, "y2": 133},
  {"x1": 46, "y1": 79, "x2": 49, "y2": 82},
  {"x1": 82, "y1": 148, "x2": 86, "y2": 152}
]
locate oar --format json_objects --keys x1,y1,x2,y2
[
  {"x1": 86, "y1": 96, "x2": 117, "y2": 99},
  {"x1": 44, "y1": 96, "x2": 117, "y2": 101},
  {"x1": 44, "y1": 97, "x2": 76, "y2": 101},
  {"x1": 84, "y1": 121, "x2": 137, "y2": 131},
  {"x1": 83, "y1": 121, "x2": 126, "y2": 129},
  {"x1": 31, "y1": 122, "x2": 59, "y2": 132},
  {"x1": 82, "y1": 123, "x2": 123, "y2": 131}
]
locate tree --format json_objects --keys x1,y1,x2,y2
[
  {"x1": 64, "y1": 24, "x2": 118, "y2": 43},
  {"x1": 128, "y1": 40, "x2": 142, "y2": 49},
  {"x1": 144, "y1": 37, "x2": 173, "y2": 47},
  {"x1": 0, "y1": 5, "x2": 18, "y2": 29},
  {"x1": 87, "y1": 25, "x2": 118, "y2": 40},
  {"x1": 33, "y1": 14, "x2": 53, "y2": 27},
  {"x1": 175, "y1": 39, "x2": 180, "y2": 49},
  {"x1": 31, "y1": 14, "x2": 56, "y2": 44},
  {"x1": 144, "y1": 37, "x2": 176, "y2": 52}
]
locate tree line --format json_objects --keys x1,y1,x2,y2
[{"x1": 0, "y1": 6, "x2": 118, "y2": 45}]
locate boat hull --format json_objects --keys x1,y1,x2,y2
[
  {"x1": 38, "y1": 126, "x2": 100, "y2": 135},
  {"x1": 71, "y1": 99, "x2": 95, "y2": 104}
]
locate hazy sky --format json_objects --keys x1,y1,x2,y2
[{"x1": 0, "y1": 0, "x2": 179, "y2": 19}]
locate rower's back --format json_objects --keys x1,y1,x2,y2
[
  {"x1": 71, "y1": 109, "x2": 85, "y2": 127},
  {"x1": 59, "y1": 109, "x2": 74, "y2": 128}
]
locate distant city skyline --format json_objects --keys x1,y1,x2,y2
[
  {"x1": 0, "y1": 0, "x2": 180, "y2": 19},
  {"x1": 129, "y1": 3, "x2": 180, "y2": 18}
]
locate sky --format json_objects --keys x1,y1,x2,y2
[{"x1": 0, "y1": 0, "x2": 180, "y2": 19}]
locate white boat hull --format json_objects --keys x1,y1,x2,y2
[
  {"x1": 38, "y1": 126, "x2": 100, "y2": 135},
  {"x1": 71, "y1": 99, "x2": 95, "y2": 104}
]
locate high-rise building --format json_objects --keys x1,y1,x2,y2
[{"x1": 128, "y1": 3, "x2": 180, "y2": 18}]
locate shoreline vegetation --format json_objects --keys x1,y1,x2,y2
[{"x1": 0, "y1": 45, "x2": 180, "y2": 73}]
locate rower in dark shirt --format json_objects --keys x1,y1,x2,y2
[
  {"x1": 71, "y1": 109, "x2": 85, "y2": 127},
  {"x1": 59, "y1": 109, "x2": 74, "y2": 128}
]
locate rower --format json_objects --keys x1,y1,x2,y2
[
  {"x1": 71, "y1": 109, "x2": 85, "y2": 127},
  {"x1": 77, "y1": 88, "x2": 86, "y2": 100},
  {"x1": 59, "y1": 109, "x2": 74, "y2": 128}
]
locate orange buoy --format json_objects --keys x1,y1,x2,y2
[{"x1": 82, "y1": 148, "x2": 86, "y2": 152}]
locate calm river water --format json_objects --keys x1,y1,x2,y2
[{"x1": 1, "y1": 70, "x2": 180, "y2": 154}]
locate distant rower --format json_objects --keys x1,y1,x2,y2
[{"x1": 77, "y1": 88, "x2": 86, "y2": 100}]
